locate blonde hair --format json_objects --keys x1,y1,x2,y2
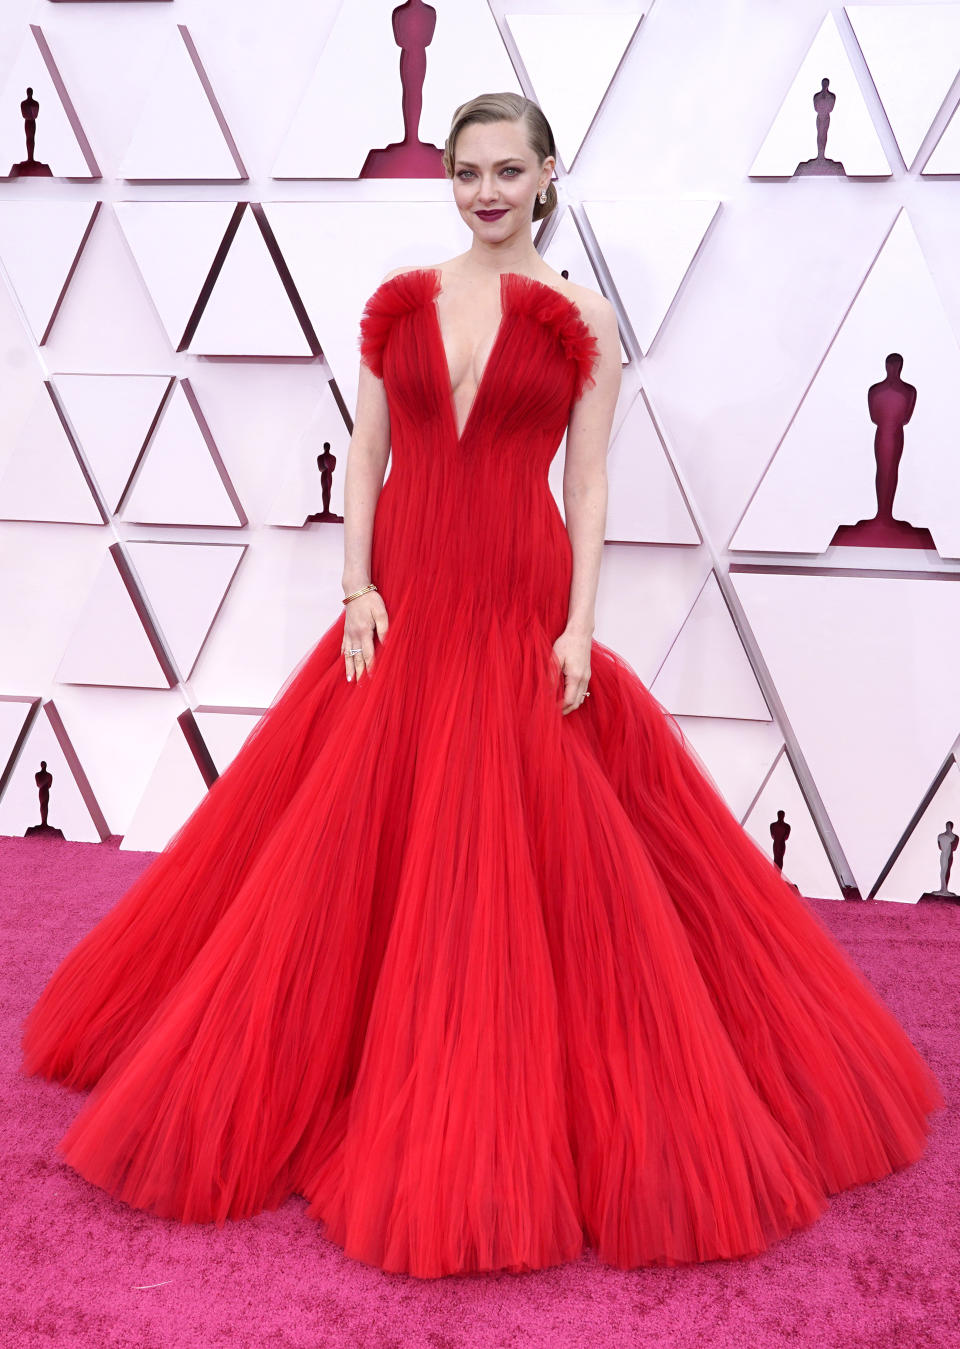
[{"x1": 441, "y1": 92, "x2": 558, "y2": 222}]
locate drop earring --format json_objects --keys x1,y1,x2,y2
[{"x1": 538, "y1": 186, "x2": 547, "y2": 204}]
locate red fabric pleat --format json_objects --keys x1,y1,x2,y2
[{"x1": 21, "y1": 268, "x2": 945, "y2": 1278}]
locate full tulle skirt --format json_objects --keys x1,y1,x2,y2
[{"x1": 22, "y1": 588, "x2": 945, "y2": 1277}]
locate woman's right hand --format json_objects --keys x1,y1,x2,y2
[{"x1": 342, "y1": 590, "x2": 389, "y2": 682}]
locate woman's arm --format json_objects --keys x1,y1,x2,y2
[
  {"x1": 561, "y1": 296, "x2": 621, "y2": 638},
  {"x1": 341, "y1": 335, "x2": 393, "y2": 594}
]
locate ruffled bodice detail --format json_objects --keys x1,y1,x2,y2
[
  {"x1": 356, "y1": 268, "x2": 430, "y2": 380},
  {"x1": 358, "y1": 267, "x2": 600, "y2": 408}
]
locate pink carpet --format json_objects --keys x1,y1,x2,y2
[{"x1": 2, "y1": 834, "x2": 955, "y2": 1348}]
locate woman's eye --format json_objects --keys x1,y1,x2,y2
[{"x1": 457, "y1": 168, "x2": 521, "y2": 180}]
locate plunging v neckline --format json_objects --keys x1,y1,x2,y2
[{"x1": 424, "y1": 267, "x2": 511, "y2": 445}]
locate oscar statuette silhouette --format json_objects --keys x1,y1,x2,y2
[
  {"x1": 794, "y1": 78, "x2": 846, "y2": 177},
  {"x1": 769, "y1": 810, "x2": 800, "y2": 894},
  {"x1": 10, "y1": 86, "x2": 53, "y2": 178},
  {"x1": 920, "y1": 821, "x2": 960, "y2": 903},
  {"x1": 830, "y1": 354, "x2": 935, "y2": 550},
  {"x1": 361, "y1": 1, "x2": 445, "y2": 178},
  {"x1": 25, "y1": 760, "x2": 64, "y2": 839},
  {"x1": 305, "y1": 441, "x2": 344, "y2": 524}
]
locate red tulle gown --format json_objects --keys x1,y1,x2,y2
[{"x1": 22, "y1": 267, "x2": 944, "y2": 1278}]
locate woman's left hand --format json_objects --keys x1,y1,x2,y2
[{"x1": 552, "y1": 626, "x2": 593, "y2": 715}]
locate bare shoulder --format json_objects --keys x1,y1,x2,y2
[
  {"x1": 571, "y1": 284, "x2": 615, "y2": 333},
  {"x1": 380, "y1": 263, "x2": 434, "y2": 284},
  {"x1": 543, "y1": 271, "x2": 613, "y2": 330}
]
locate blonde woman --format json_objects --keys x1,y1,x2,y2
[{"x1": 24, "y1": 93, "x2": 943, "y2": 1280}]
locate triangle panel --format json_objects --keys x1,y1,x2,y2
[
  {"x1": 119, "y1": 25, "x2": 245, "y2": 181},
  {"x1": 847, "y1": 3, "x2": 960, "y2": 168},
  {"x1": 732, "y1": 212, "x2": 960, "y2": 557},
  {"x1": 0, "y1": 384, "x2": 103, "y2": 524},
  {"x1": 0, "y1": 201, "x2": 98, "y2": 344},
  {"x1": 126, "y1": 541, "x2": 245, "y2": 679},
  {"x1": 505, "y1": 12, "x2": 643, "y2": 168},
  {"x1": 733, "y1": 569, "x2": 960, "y2": 896},
  {"x1": 120, "y1": 721, "x2": 209, "y2": 851},
  {"x1": 594, "y1": 543, "x2": 713, "y2": 688},
  {"x1": 53, "y1": 373, "x2": 172, "y2": 513},
  {"x1": 188, "y1": 208, "x2": 312, "y2": 357},
  {"x1": 0, "y1": 27, "x2": 98, "y2": 180},
  {"x1": 55, "y1": 549, "x2": 172, "y2": 689},
  {"x1": 0, "y1": 701, "x2": 106, "y2": 842},
  {"x1": 650, "y1": 573, "x2": 771, "y2": 721},
  {"x1": 874, "y1": 762, "x2": 960, "y2": 903},
  {"x1": 119, "y1": 382, "x2": 244, "y2": 527},
  {"x1": 114, "y1": 201, "x2": 237, "y2": 348},
  {"x1": 742, "y1": 748, "x2": 845, "y2": 901},
  {"x1": 750, "y1": 15, "x2": 891, "y2": 177},
  {"x1": 264, "y1": 385, "x2": 351, "y2": 527},
  {"x1": 583, "y1": 198, "x2": 720, "y2": 353}
]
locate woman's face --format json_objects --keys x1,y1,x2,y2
[{"x1": 450, "y1": 120, "x2": 553, "y2": 237}]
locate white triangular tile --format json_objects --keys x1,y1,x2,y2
[
  {"x1": 114, "y1": 201, "x2": 237, "y2": 348},
  {"x1": 742, "y1": 747, "x2": 845, "y2": 901},
  {"x1": 0, "y1": 201, "x2": 98, "y2": 343},
  {"x1": 119, "y1": 383, "x2": 244, "y2": 527},
  {"x1": 120, "y1": 720, "x2": 208, "y2": 851},
  {"x1": 847, "y1": 3, "x2": 960, "y2": 168},
  {"x1": 594, "y1": 543, "x2": 713, "y2": 686},
  {"x1": 55, "y1": 549, "x2": 171, "y2": 689},
  {"x1": 922, "y1": 90, "x2": 960, "y2": 173},
  {"x1": 264, "y1": 385, "x2": 351, "y2": 526},
  {"x1": 733, "y1": 570, "x2": 960, "y2": 896},
  {"x1": 505, "y1": 12, "x2": 643, "y2": 168},
  {"x1": 0, "y1": 702, "x2": 105, "y2": 842},
  {"x1": 0, "y1": 385, "x2": 102, "y2": 524},
  {"x1": 189, "y1": 207, "x2": 311, "y2": 357},
  {"x1": 119, "y1": 24, "x2": 245, "y2": 180},
  {"x1": 651, "y1": 573, "x2": 771, "y2": 720},
  {"x1": 126, "y1": 541, "x2": 245, "y2": 679},
  {"x1": 47, "y1": 686, "x2": 181, "y2": 836},
  {"x1": 875, "y1": 762, "x2": 960, "y2": 903},
  {"x1": 53, "y1": 373, "x2": 172, "y2": 513},
  {"x1": 0, "y1": 28, "x2": 98, "y2": 180},
  {"x1": 606, "y1": 392, "x2": 700, "y2": 545},
  {"x1": 750, "y1": 14, "x2": 891, "y2": 176},
  {"x1": 582, "y1": 198, "x2": 720, "y2": 352},
  {"x1": 0, "y1": 695, "x2": 36, "y2": 790},
  {"x1": 732, "y1": 212, "x2": 960, "y2": 557}
]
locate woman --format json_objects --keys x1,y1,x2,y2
[{"x1": 22, "y1": 92, "x2": 944, "y2": 1279}]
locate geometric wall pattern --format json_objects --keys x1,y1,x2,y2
[
  {"x1": 3, "y1": 0, "x2": 960, "y2": 910},
  {"x1": 730, "y1": 210, "x2": 960, "y2": 556}
]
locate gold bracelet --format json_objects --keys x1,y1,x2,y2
[{"x1": 342, "y1": 582, "x2": 378, "y2": 605}]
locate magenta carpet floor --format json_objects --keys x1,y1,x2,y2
[{"x1": 1, "y1": 834, "x2": 956, "y2": 1349}]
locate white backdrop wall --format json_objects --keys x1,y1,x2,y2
[{"x1": 1, "y1": 0, "x2": 959, "y2": 906}]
